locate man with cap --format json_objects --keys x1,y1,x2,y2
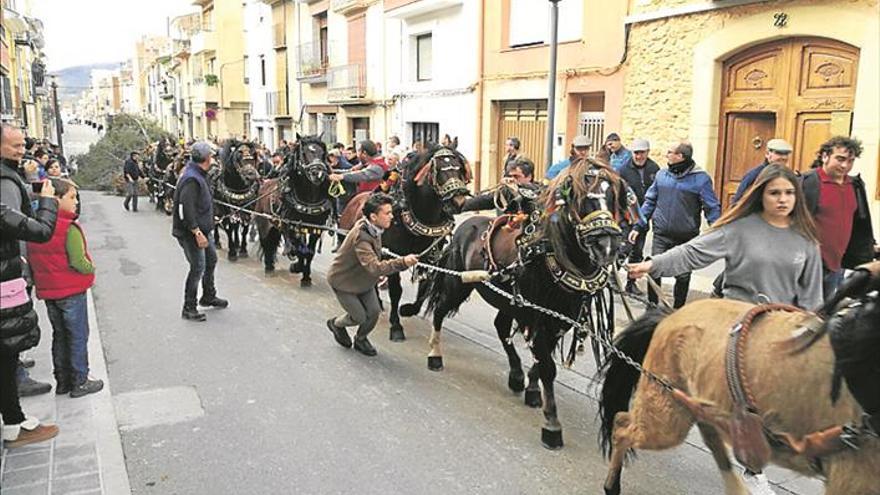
[
  {"x1": 171, "y1": 141, "x2": 228, "y2": 322},
  {"x1": 731, "y1": 138, "x2": 792, "y2": 204},
  {"x1": 617, "y1": 138, "x2": 660, "y2": 294},
  {"x1": 605, "y1": 133, "x2": 632, "y2": 172},
  {"x1": 545, "y1": 135, "x2": 591, "y2": 181}
]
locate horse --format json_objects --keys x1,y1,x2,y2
[
  {"x1": 596, "y1": 261, "x2": 880, "y2": 495},
  {"x1": 337, "y1": 144, "x2": 472, "y2": 342},
  {"x1": 420, "y1": 158, "x2": 634, "y2": 449},
  {"x1": 255, "y1": 134, "x2": 331, "y2": 287},
  {"x1": 210, "y1": 140, "x2": 260, "y2": 261}
]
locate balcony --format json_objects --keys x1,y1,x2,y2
[
  {"x1": 273, "y1": 23, "x2": 286, "y2": 50},
  {"x1": 331, "y1": 0, "x2": 369, "y2": 15},
  {"x1": 327, "y1": 63, "x2": 367, "y2": 103},
  {"x1": 192, "y1": 78, "x2": 219, "y2": 104},
  {"x1": 190, "y1": 28, "x2": 216, "y2": 55},
  {"x1": 296, "y1": 41, "x2": 329, "y2": 82},
  {"x1": 266, "y1": 90, "x2": 288, "y2": 117}
]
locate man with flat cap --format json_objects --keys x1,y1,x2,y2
[
  {"x1": 172, "y1": 141, "x2": 228, "y2": 321},
  {"x1": 545, "y1": 135, "x2": 591, "y2": 181},
  {"x1": 731, "y1": 138, "x2": 793, "y2": 204},
  {"x1": 617, "y1": 138, "x2": 660, "y2": 294}
]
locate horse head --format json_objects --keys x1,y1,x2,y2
[
  {"x1": 543, "y1": 157, "x2": 626, "y2": 272},
  {"x1": 221, "y1": 139, "x2": 260, "y2": 183},
  {"x1": 406, "y1": 145, "x2": 472, "y2": 217},
  {"x1": 289, "y1": 134, "x2": 329, "y2": 186}
]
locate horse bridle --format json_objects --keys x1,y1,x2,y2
[
  {"x1": 293, "y1": 141, "x2": 329, "y2": 185},
  {"x1": 426, "y1": 148, "x2": 470, "y2": 200}
]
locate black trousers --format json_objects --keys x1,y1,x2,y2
[
  {"x1": 0, "y1": 351, "x2": 25, "y2": 425},
  {"x1": 649, "y1": 233, "x2": 694, "y2": 309}
]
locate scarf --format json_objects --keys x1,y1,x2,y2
[
  {"x1": 365, "y1": 219, "x2": 385, "y2": 238},
  {"x1": 668, "y1": 158, "x2": 694, "y2": 176}
]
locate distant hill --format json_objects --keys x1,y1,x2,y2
[{"x1": 53, "y1": 62, "x2": 122, "y2": 104}]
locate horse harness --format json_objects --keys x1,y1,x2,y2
[{"x1": 673, "y1": 303, "x2": 878, "y2": 475}]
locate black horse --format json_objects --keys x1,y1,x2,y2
[
  {"x1": 420, "y1": 157, "x2": 636, "y2": 449},
  {"x1": 255, "y1": 135, "x2": 331, "y2": 287},
  {"x1": 338, "y1": 145, "x2": 472, "y2": 342},
  {"x1": 210, "y1": 140, "x2": 260, "y2": 261}
]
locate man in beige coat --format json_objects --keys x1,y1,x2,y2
[{"x1": 326, "y1": 193, "x2": 418, "y2": 356}]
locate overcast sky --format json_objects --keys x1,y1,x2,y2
[{"x1": 33, "y1": 0, "x2": 200, "y2": 72}]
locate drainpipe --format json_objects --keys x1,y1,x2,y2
[
  {"x1": 294, "y1": 0, "x2": 304, "y2": 132},
  {"x1": 544, "y1": 0, "x2": 560, "y2": 175},
  {"x1": 473, "y1": 0, "x2": 485, "y2": 191}
]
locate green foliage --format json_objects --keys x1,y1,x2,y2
[
  {"x1": 74, "y1": 114, "x2": 167, "y2": 192},
  {"x1": 205, "y1": 74, "x2": 219, "y2": 86}
]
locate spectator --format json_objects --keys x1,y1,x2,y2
[
  {"x1": 617, "y1": 138, "x2": 660, "y2": 294},
  {"x1": 26, "y1": 179, "x2": 103, "y2": 397},
  {"x1": 630, "y1": 140, "x2": 721, "y2": 308},
  {"x1": 504, "y1": 137, "x2": 522, "y2": 170},
  {"x1": 801, "y1": 136, "x2": 876, "y2": 300},
  {"x1": 464, "y1": 156, "x2": 541, "y2": 214},
  {"x1": 123, "y1": 151, "x2": 142, "y2": 212},
  {"x1": 387, "y1": 135, "x2": 407, "y2": 158},
  {"x1": 325, "y1": 193, "x2": 418, "y2": 356},
  {"x1": 604, "y1": 133, "x2": 633, "y2": 172},
  {"x1": 732, "y1": 138, "x2": 793, "y2": 204},
  {"x1": 45, "y1": 159, "x2": 63, "y2": 178},
  {"x1": 329, "y1": 140, "x2": 389, "y2": 194},
  {"x1": 171, "y1": 142, "x2": 229, "y2": 321},
  {"x1": 545, "y1": 135, "x2": 590, "y2": 181},
  {"x1": 629, "y1": 164, "x2": 822, "y2": 309},
  {"x1": 0, "y1": 123, "x2": 60, "y2": 448}
]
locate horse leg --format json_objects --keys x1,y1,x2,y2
[
  {"x1": 226, "y1": 224, "x2": 238, "y2": 261},
  {"x1": 533, "y1": 340, "x2": 563, "y2": 449},
  {"x1": 697, "y1": 423, "x2": 748, "y2": 495},
  {"x1": 524, "y1": 362, "x2": 542, "y2": 408},
  {"x1": 426, "y1": 286, "x2": 472, "y2": 371},
  {"x1": 604, "y1": 385, "x2": 696, "y2": 494},
  {"x1": 239, "y1": 222, "x2": 249, "y2": 258},
  {"x1": 399, "y1": 277, "x2": 430, "y2": 317},
  {"x1": 388, "y1": 274, "x2": 405, "y2": 342},
  {"x1": 214, "y1": 227, "x2": 223, "y2": 250},
  {"x1": 300, "y1": 234, "x2": 317, "y2": 287},
  {"x1": 494, "y1": 312, "x2": 524, "y2": 393},
  {"x1": 261, "y1": 227, "x2": 280, "y2": 273}
]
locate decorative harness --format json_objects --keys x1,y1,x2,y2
[
  {"x1": 277, "y1": 143, "x2": 332, "y2": 235},
  {"x1": 395, "y1": 148, "x2": 469, "y2": 240}
]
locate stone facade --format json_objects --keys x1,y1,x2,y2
[{"x1": 621, "y1": 0, "x2": 879, "y2": 164}]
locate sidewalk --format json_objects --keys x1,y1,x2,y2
[{"x1": 1, "y1": 291, "x2": 131, "y2": 495}]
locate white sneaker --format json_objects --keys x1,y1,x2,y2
[{"x1": 742, "y1": 470, "x2": 776, "y2": 495}]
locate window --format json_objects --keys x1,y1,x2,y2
[
  {"x1": 307, "y1": 112, "x2": 318, "y2": 135},
  {"x1": 411, "y1": 122, "x2": 439, "y2": 147},
  {"x1": 260, "y1": 57, "x2": 266, "y2": 87},
  {"x1": 319, "y1": 113, "x2": 337, "y2": 145},
  {"x1": 508, "y1": 0, "x2": 583, "y2": 47},
  {"x1": 315, "y1": 13, "x2": 329, "y2": 67},
  {"x1": 257, "y1": 126, "x2": 264, "y2": 143},
  {"x1": 416, "y1": 34, "x2": 432, "y2": 81},
  {"x1": 0, "y1": 75, "x2": 13, "y2": 115},
  {"x1": 243, "y1": 55, "x2": 249, "y2": 84}
]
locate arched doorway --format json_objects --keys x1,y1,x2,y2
[{"x1": 716, "y1": 37, "x2": 859, "y2": 207}]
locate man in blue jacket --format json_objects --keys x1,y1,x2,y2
[{"x1": 629, "y1": 141, "x2": 721, "y2": 308}]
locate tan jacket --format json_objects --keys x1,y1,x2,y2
[{"x1": 327, "y1": 218, "x2": 409, "y2": 294}]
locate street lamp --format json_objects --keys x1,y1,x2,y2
[
  {"x1": 50, "y1": 74, "x2": 64, "y2": 157},
  {"x1": 544, "y1": 0, "x2": 561, "y2": 175}
]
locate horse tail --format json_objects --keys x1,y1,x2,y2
[
  {"x1": 597, "y1": 309, "x2": 667, "y2": 459},
  {"x1": 424, "y1": 239, "x2": 467, "y2": 317}
]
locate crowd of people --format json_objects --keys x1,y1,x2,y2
[{"x1": 1, "y1": 123, "x2": 100, "y2": 450}]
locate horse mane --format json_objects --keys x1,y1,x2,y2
[{"x1": 294, "y1": 134, "x2": 327, "y2": 152}]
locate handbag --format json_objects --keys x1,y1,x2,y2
[{"x1": 0, "y1": 278, "x2": 30, "y2": 310}]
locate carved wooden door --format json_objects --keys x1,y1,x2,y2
[{"x1": 717, "y1": 38, "x2": 859, "y2": 208}]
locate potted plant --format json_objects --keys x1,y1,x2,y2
[{"x1": 205, "y1": 74, "x2": 219, "y2": 86}]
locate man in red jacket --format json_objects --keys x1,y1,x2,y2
[{"x1": 328, "y1": 140, "x2": 388, "y2": 194}]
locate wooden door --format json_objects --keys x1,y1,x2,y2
[
  {"x1": 721, "y1": 113, "x2": 776, "y2": 204},
  {"x1": 717, "y1": 38, "x2": 859, "y2": 208},
  {"x1": 496, "y1": 100, "x2": 547, "y2": 180}
]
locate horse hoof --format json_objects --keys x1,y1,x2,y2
[
  {"x1": 398, "y1": 304, "x2": 420, "y2": 317},
  {"x1": 239, "y1": 250, "x2": 249, "y2": 259},
  {"x1": 524, "y1": 389, "x2": 543, "y2": 408},
  {"x1": 508, "y1": 371, "x2": 525, "y2": 393},
  {"x1": 264, "y1": 266, "x2": 275, "y2": 274},
  {"x1": 427, "y1": 356, "x2": 444, "y2": 371},
  {"x1": 389, "y1": 327, "x2": 406, "y2": 342},
  {"x1": 228, "y1": 253, "x2": 238, "y2": 262},
  {"x1": 300, "y1": 278, "x2": 312, "y2": 288},
  {"x1": 541, "y1": 427, "x2": 563, "y2": 450}
]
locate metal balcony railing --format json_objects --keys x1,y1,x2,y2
[
  {"x1": 327, "y1": 64, "x2": 366, "y2": 102},
  {"x1": 296, "y1": 41, "x2": 329, "y2": 80}
]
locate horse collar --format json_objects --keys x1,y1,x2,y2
[
  {"x1": 399, "y1": 208, "x2": 453, "y2": 238},
  {"x1": 544, "y1": 252, "x2": 609, "y2": 294},
  {"x1": 216, "y1": 179, "x2": 259, "y2": 205},
  {"x1": 283, "y1": 187, "x2": 331, "y2": 217}
]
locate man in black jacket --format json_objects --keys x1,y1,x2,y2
[
  {"x1": 123, "y1": 151, "x2": 142, "y2": 212},
  {"x1": 801, "y1": 136, "x2": 877, "y2": 300},
  {"x1": 617, "y1": 138, "x2": 659, "y2": 294},
  {"x1": 0, "y1": 123, "x2": 61, "y2": 448},
  {"x1": 172, "y1": 142, "x2": 228, "y2": 321}
]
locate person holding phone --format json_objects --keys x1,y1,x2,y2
[{"x1": 171, "y1": 142, "x2": 228, "y2": 322}]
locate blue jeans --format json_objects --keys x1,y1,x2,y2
[
  {"x1": 822, "y1": 268, "x2": 845, "y2": 302},
  {"x1": 45, "y1": 292, "x2": 90, "y2": 386},
  {"x1": 177, "y1": 233, "x2": 217, "y2": 309}
]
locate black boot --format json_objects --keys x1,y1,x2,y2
[
  {"x1": 353, "y1": 337, "x2": 377, "y2": 356},
  {"x1": 198, "y1": 296, "x2": 229, "y2": 308},
  {"x1": 182, "y1": 306, "x2": 206, "y2": 321}
]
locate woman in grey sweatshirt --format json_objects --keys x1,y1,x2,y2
[{"x1": 628, "y1": 164, "x2": 823, "y2": 309}]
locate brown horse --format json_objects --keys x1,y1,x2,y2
[{"x1": 597, "y1": 280, "x2": 880, "y2": 495}]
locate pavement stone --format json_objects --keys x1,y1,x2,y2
[{"x1": 0, "y1": 291, "x2": 131, "y2": 495}]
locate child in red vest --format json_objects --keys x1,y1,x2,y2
[{"x1": 27, "y1": 179, "x2": 103, "y2": 398}]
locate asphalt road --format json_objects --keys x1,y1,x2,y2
[{"x1": 76, "y1": 189, "x2": 734, "y2": 495}]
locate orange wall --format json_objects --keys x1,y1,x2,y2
[{"x1": 384, "y1": 0, "x2": 419, "y2": 12}]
